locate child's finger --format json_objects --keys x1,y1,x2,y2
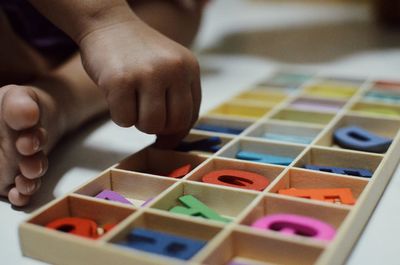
[
  {"x1": 15, "y1": 175, "x2": 41, "y2": 196},
  {"x1": 135, "y1": 81, "x2": 167, "y2": 134},
  {"x1": 154, "y1": 130, "x2": 190, "y2": 149},
  {"x1": 163, "y1": 82, "x2": 193, "y2": 134},
  {"x1": 190, "y1": 70, "x2": 202, "y2": 127},
  {"x1": 106, "y1": 84, "x2": 138, "y2": 127}
]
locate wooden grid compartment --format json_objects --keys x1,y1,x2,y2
[
  {"x1": 350, "y1": 101, "x2": 400, "y2": 119},
  {"x1": 18, "y1": 70, "x2": 400, "y2": 265},
  {"x1": 218, "y1": 139, "x2": 305, "y2": 166},
  {"x1": 302, "y1": 81, "x2": 359, "y2": 99},
  {"x1": 207, "y1": 101, "x2": 272, "y2": 120},
  {"x1": 24, "y1": 195, "x2": 135, "y2": 232},
  {"x1": 239, "y1": 195, "x2": 349, "y2": 234},
  {"x1": 175, "y1": 131, "x2": 234, "y2": 156},
  {"x1": 19, "y1": 195, "x2": 135, "y2": 264},
  {"x1": 288, "y1": 97, "x2": 347, "y2": 113},
  {"x1": 244, "y1": 121, "x2": 322, "y2": 145},
  {"x1": 115, "y1": 147, "x2": 208, "y2": 178},
  {"x1": 150, "y1": 182, "x2": 258, "y2": 223},
  {"x1": 107, "y1": 211, "x2": 222, "y2": 262},
  {"x1": 74, "y1": 169, "x2": 178, "y2": 207},
  {"x1": 232, "y1": 89, "x2": 287, "y2": 106},
  {"x1": 294, "y1": 147, "x2": 383, "y2": 179},
  {"x1": 251, "y1": 83, "x2": 298, "y2": 94},
  {"x1": 193, "y1": 116, "x2": 254, "y2": 135},
  {"x1": 258, "y1": 70, "x2": 313, "y2": 88},
  {"x1": 270, "y1": 109, "x2": 335, "y2": 125},
  {"x1": 316, "y1": 77, "x2": 365, "y2": 86},
  {"x1": 185, "y1": 157, "x2": 284, "y2": 191},
  {"x1": 363, "y1": 89, "x2": 400, "y2": 104},
  {"x1": 269, "y1": 168, "x2": 369, "y2": 205},
  {"x1": 201, "y1": 229, "x2": 325, "y2": 265},
  {"x1": 315, "y1": 114, "x2": 400, "y2": 153}
]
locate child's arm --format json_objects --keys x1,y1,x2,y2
[
  {"x1": 28, "y1": 0, "x2": 203, "y2": 147},
  {"x1": 28, "y1": 0, "x2": 134, "y2": 42}
]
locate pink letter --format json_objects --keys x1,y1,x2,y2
[{"x1": 251, "y1": 214, "x2": 336, "y2": 241}]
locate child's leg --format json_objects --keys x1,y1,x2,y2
[
  {"x1": 0, "y1": 9, "x2": 49, "y2": 86},
  {"x1": 0, "y1": 9, "x2": 107, "y2": 205}
]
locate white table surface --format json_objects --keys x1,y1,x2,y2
[{"x1": 2, "y1": 1, "x2": 400, "y2": 264}]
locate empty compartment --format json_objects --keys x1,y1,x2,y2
[
  {"x1": 288, "y1": 97, "x2": 346, "y2": 113},
  {"x1": 194, "y1": 116, "x2": 253, "y2": 135},
  {"x1": 232, "y1": 90, "x2": 287, "y2": 106},
  {"x1": 271, "y1": 109, "x2": 334, "y2": 125},
  {"x1": 151, "y1": 182, "x2": 258, "y2": 223},
  {"x1": 317, "y1": 76, "x2": 364, "y2": 85},
  {"x1": 350, "y1": 101, "x2": 400, "y2": 118},
  {"x1": 270, "y1": 168, "x2": 369, "y2": 205},
  {"x1": 239, "y1": 195, "x2": 349, "y2": 240},
  {"x1": 174, "y1": 132, "x2": 233, "y2": 155},
  {"x1": 294, "y1": 147, "x2": 383, "y2": 179},
  {"x1": 201, "y1": 230, "x2": 324, "y2": 265},
  {"x1": 303, "y1": 81, "x2": 358, "y2": 99},
  {"x1": 187, "y1": 157, "x2": 284, "y2": 191},
  {"x1": 74, "y1": 169, "x2": 177, "y2": 207},
  {"x1": 373, "y1": 80, "x2": 400, "y2": 91},
  {"x1": 261, "y1": 71, "x2": 313, "y2": 88},
  {"x1": 218, "y1": 139, "x2": 305, "y2": 166},
  {"x1": 207, "y1": 101, "x2": 271, "y2": 119},
  {"x1": 245, "y1": 121, "x2": 322, "y2": 145},
  {"x1": 363, "y1": 89, "x2": 400, "y2": 104},
  {"x1": 316, "y1": 114, "x2": 400, "y2": 153},
  {"x1": 115, "y1": 147, "x2": 207, "y2": 178},
  {"x1": 26, "y1": 195, "x2": 134, "y2": 239},
  {"x1": 109, "y1": 211, "x2": 221, "y2": 261},
  {"x1": 252, "y1": 83, "x2": 298, "y2": 94}
]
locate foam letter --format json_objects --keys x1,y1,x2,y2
[
  {"x1": 251, "y1": 214, "x2": 336, "y2": 241},
  {"x1": 119, "y1": 228, "x2": 205, "y2": 260},
  {"x1": 236, "y1": 151, "x2": 293, "y2": 166},
  {"x1": 333, "y1": 126, "x2": 392, "y2": 153},
  {"x1": 194, "y1": 124, "x2": 243, "y2": 135},
  {"x1": 95, "y1": 189, "x2": 133, "y2": 205},
  {"x1": 263, "y1": 133, "x2": 313, "y2": 144},
  {"x1": 175, "y1": 137, "x2": 222, "y2": 153},
  {"x1": 202, "y1": 169, "x2": 269, "y2": 191},
  {"x1": 305, "y1": 164, "x2": 372, "y2": 178},
  {"x1": 46, "y1": 217, "x2": 99, "y2": 239},
  {"x1": 170, "y1": 195, "x2": 230, "y2": 223},
  {"x1": 278, "y1": 188, "x2": 356, "y2": 205},
  {"x1": 167, "y1": 164, "x2": 192, "y2": 179}
]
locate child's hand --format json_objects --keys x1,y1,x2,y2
[{"x1": 79, "y1": 19, "x2": 201, "y2": 147}]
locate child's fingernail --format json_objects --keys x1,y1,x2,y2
[
  {"x1": 38, "y1": 161, "x2": 44, "y2": 176},
  {"x1": 32, "y1": 137, "x2": 40, "y2": 151}
]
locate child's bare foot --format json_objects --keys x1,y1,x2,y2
[{"x1": 0, "y1": 84, "x2": 63, "y2": 206}]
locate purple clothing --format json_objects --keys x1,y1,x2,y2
[{"x1": 0, "y1": 0, "x2": 77, "y2": 59}]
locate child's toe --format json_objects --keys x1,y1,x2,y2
[
  {"x1": 2, "y1": 85, "x2": 40, "y2": 131},
  {"x1": 16, "y1": 127, "x2": 47, "y2": 156},
  {"x1": 19, "y1": 152, "x2": 48, "y2": 179}
]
